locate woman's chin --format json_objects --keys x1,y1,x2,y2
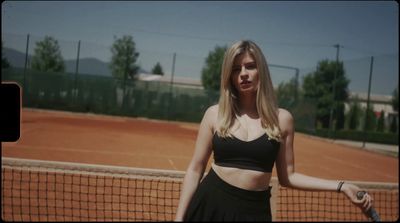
[{"x1": 239, "y1": 86, "x2": 257, "y2": 93}]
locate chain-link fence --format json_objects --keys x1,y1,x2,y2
[
  {"x1": 2, "y1": 33, "x2": 398, "y2": 144},
  {"x1": 295, "y1": 54, "x2": 398, "y2": 144}
]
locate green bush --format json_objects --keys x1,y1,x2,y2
[{"x1": 308, "y1": 128, "x2": 398, "y2": 145}]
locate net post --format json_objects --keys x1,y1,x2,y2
[{"x1": 270, "y1": 177, "x2": 279, "y2": 221}]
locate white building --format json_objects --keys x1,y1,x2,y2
[
  {"x1": 137, "y1": 73, "x2": 203, "y2": 89},
  {"x1": 346, "y1": 92, "x2": 398, "y2": 129}
]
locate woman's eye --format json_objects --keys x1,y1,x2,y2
[
  {"x1": 246, "y1": 65, "x2": 256, "y2": 70},
  {"x1": 232, "y1": 68, "x2": 240, "y2": 73}
]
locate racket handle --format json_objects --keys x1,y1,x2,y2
[{"x1": 356, "y1": 191, "x2": 381, "y2": 222}]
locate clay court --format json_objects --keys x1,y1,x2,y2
[
  {"x1": 2, "y1": 108, "x2": 399, "y2": 221},
  {"x1": 2, "y1": 108, "x2": 398, "y2": 183}
]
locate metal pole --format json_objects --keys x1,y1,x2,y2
[
  {"x1": 23, "y1": 34, "x2": 30, "y2": 102},
  {"x1": 362, "y1": 56, "x2": 374, "y2": 148},
  {"x1": 329, "y1": 44, "x2": 340, "y2": 138},
  {"x1": 74, "y1": 40, "x2": 81, "y2": 98},
  {"x1": 294, "y1": 68, "x2": 299, "y2": 103},
  {"x1": 170, "y1": 53, "x2": 176, "y2": 86},
  {"x1": 168, "y1": 53, "x2": 176, "y2": 119},
  {"x1": 122, "y1": 47, "x2": 130, "y2": 110},
  {"x1": 268, "y1": 64, "x2": 299, "y2": 104},
  {"x1": 74, "y1": 40, "x2": 81, "y2": 75}
]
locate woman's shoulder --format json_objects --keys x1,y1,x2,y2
[
  {"x1": 205, "y1": 104, "x2": 219, "y2": 117},
  {"x1": 277, "y1": 108, "x2": 293, "y2": 120},
  {"x1": 277, "y1": 108, "x2": 294, "y2": 130},
  {"x1": 203, "y1": 104, "x2": 219, "y2": 127}
]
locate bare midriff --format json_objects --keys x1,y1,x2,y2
[{"x1": 211, "y1": 163, "x2": 272, "y2": 191}]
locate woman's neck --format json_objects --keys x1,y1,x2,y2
[{"x1": 238, "y1": 93, "x2": 258, "y2": 117}]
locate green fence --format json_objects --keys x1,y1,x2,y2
[
  {"x1": 5, "y1": 67, "x2": 396, "y2": 145},
  {"x1": 2, "y1": 68, "x2": 216, "y2": 123},
  {"x1": 2, "y1": 68, "x2": 316, "y2": 130}
]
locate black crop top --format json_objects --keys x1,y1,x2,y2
[{"x1": 212, "y1": 132, "x2": 280, "y2": 172}]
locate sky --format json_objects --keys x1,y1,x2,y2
[{"x1": 2, "y1": 1, "x2": 398, "y2": 95}]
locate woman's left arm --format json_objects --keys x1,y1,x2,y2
[{"x1": 275, "y1": 108, "x2": 373, "y2": 213}]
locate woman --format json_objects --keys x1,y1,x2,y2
[{"x1": 174, "y1": 40, "x2": 373, "y2": 221}]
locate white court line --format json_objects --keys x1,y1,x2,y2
[
  {"x1": 3, "y1": 144, "x2": 191, "y2": 160},
  {"x1": 168, "y1": 159, "x2": 178, "y2": 170}
]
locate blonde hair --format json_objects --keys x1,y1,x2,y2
[{"x1": 217, "y1": 40, "x2": 281, "y2": 141}]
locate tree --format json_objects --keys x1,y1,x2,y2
[
  {"x1": 152, "y1": 62, "x2": 164, "y2": 75},
  {"x1": 391, "y1": 87, "x2": 398, "y2": 112},
  {"x1": 347, "y1": 99, "x2": 362, "y2": 130},
  {"x1": 303, "y1": 60, "x2": 349, "y2": 129},
  {"x1": 364, "y1": 106, "x2": 377, "y2": 131},
  {"x1": 376, "y1": 110, "x2": 385, "y2": 132},
  {"x1": 390, "y1": 87, "x2": 399, "y2": 133},
  {"x1": 2, "y1": 41, "x2": 11, "y2": 68},
  {"x1": 276, "y1": 77, "x2": 297, "y2": 108},
  {"x1": 389, "y1": 116, "x2": 398, "y2": 133},
  {"x1": 31, "y1": 36, "x2": 65, "y2": 72},
  {"x1": 201, "y1": 45, "x2": 227, "y2": 91},
  {"x1": 335, "y1": 103, "x2": 346, "y2": 130},
  {"x1": 2, "y1": 56, "x2": 10, "y2": 68},
  {"x1": 110, "y1": 35, "x2": 140, "y2": 80}
]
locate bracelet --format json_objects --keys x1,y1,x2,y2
[{"x1": 337, "y1": 181, "x2": 345, "y2": 192}]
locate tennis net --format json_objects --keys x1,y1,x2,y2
[{"x1": 2, "y1": 157, "x2": 398, "y2": 221}]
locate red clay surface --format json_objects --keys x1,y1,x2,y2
[{"x1": 2, "y1": 108, "x2": 398, "y2": 183}]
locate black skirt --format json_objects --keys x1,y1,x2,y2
[{"x1": 184, "y1": 168, "x2": 272, "y2": 221}]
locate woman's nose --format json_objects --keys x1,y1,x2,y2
[{"x1": 240, "y1": 67, "x2": 249, "y2": 78}]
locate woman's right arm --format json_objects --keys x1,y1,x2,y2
[{"x1": 174, "y1": 105, "x2": 217, "y2": 221}]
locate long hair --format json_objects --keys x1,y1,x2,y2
[{"x1": 217, "y1": 40, "x2": 281, "y2": 141}]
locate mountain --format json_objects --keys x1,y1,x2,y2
[
  {"x1": 2, "y1": 47, "x2": 149, "y2": 76},
  {"x1": 64, "y1": 57, "x2": 112, "y2": 76},
  {"x1": 2, "y1": 47, "x2": 32, "y2": 68}
]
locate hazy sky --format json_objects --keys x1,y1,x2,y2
[{"x1": 2, "y1": 1, "x2": 398, "y2": 94}]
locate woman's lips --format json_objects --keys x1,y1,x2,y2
[{"x1": 240, "y1": 81, "x2": 252, "y2": 85}]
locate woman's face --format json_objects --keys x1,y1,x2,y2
[{"x1": 231, "y1": 52, "x2": 259, "y2": 94}]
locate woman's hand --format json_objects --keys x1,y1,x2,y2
[{"x1": 341, "y1": 183, "x2": 374, "y2": 217}]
